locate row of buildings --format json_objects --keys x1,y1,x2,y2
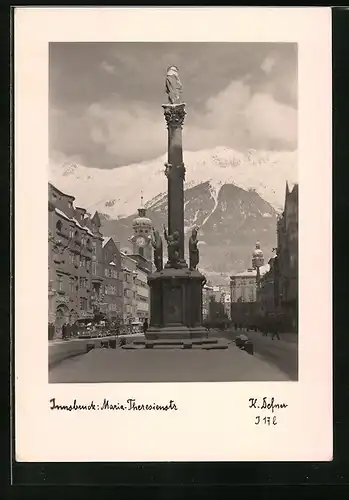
[
  {"x1": 257, "y1": 182, "x2": 298, "y2": 331},
  {"x1": 48, "y1": 183, "x2": 152, "y2": 338},
  {"x1": 203, "y1": 182, "x2": 298, "y2": 332}
]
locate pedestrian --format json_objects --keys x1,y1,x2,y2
[
  {"x1": 271, "y1": 314, "x2": 281, "y2": 340},
  {"x1": 142, "y1": 318, "x2": 149, "y2": 334},
  {"x1": 62, "y1": 322, "x2": 67, "y2": 340}
]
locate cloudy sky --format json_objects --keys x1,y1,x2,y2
[{"x1": 49, "y1": 42, "x2": 297, "y2": 169}]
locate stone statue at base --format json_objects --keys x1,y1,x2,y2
[
  {"x1": 163, "y1": 225, "x2": 181, "y2": 268},
  {"x1": 165, "y1": 65, "x2": 183, "y2": 105},
  {"x1": 189, "y1": 227, "x2": 200, "y2": 271},
  {"x1": 151, "y1": 227, "x2": 163, "y2": 272}
]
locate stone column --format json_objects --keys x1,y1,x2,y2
[{"x1": 162, "y1": 103, "x2": 187, "y2": 266}]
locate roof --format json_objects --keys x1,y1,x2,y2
[
  {"x1": 231, "y1": 264, "x2": 270, "y2": 279},
  {"x1": 49, "y1": 182, "x2": 75, "y2": 200},
  {"x1": 102, "y1": 236, "x2": 112, "y2": 248},
  {"x1": 55, "y1": 208, "x2": 95, "y2": 237}
]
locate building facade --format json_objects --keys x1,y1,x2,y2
[
  {"x1": 101, "y1": 237, "x2": 123, "y2": 322},
  {"x1": 135, "y1": 267, "x2": 149, "y2": 322},
  {"x1": 48, "y1": 183, "x2": 102, "y2": 337},
  {"x1": 121, "y1": 252, "x2": 138, "y2": 324},
  {"x1": 230, "y1": 266, "x2": 269, "y2": 303},
  {"x1": 202, "y1": 284, "x2": 214, "y2": 320},
  {"x1": 276, "y1": 182, "x2": 298, "y2": 331},
  {"x1": 258, "y1": 255, "x2": 278, "y2": 317},
  {"x1": 255, "y1": 183, "x2": 298, "y2": 331},
  {"x1": 88, "y1": 212, "x2": 105, "y2": 318}
]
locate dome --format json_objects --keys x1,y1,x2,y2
[
  {"x1": 252, "y1": 241, "x2": 264, "y2": 257},
  {"x1": 132, "y1": 216, "x2": 152, "y2": 228},
  {"x1": 132, "y1": 207, "x2": 151, "y2": 229},
  {"x1": 253, "y1": 248, "x2": 264, "y2": 257}
]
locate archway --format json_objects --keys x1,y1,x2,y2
[{"x1": 55, "y1": 304, "x2": 69, "y2": 337}]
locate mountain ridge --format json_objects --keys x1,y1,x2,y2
[{"x1": 49, "y1": 146, "x2": 297, "y2": 219}]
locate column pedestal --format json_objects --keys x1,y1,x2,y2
[{"x1": 146, "y1": 268, "x2": 207, "y2": 340}]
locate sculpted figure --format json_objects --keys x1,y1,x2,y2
[
  {"x1": 163, "y1": 225, "x2": 181, "y2": 268},
  {"x1": 189, "y1": 227, "x2": 199, "y2": 271},
  {"x1": 165, "y1": 65, "x2": 183, "y2": 105},
  {"x1": 151, "y1": 227, "x2": 163, "y2": 272}
]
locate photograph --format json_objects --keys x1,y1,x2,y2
[{"x1": 48, "y1": 41, "x2": 299, "y2": 383}]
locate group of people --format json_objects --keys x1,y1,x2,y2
[{"x1": 234, "y1": 314, "x2": 282, "y2": 340}]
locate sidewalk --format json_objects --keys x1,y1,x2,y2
[{"x1": 48, "y1": 334, "x2": 145, "y2": 368}]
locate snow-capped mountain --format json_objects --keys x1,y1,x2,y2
[
  {"x1": 102, "y1": 181, "x2": 279, "y2": 275},
  {"x1": 49, "y1": 147, "x2": 297, "y2": 274},
  {"x1": 49, "y1": 146, "x2": 297, "y2": 219}
]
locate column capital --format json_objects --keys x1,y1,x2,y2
[{"x1": 162, "y1": 103, "x2": 186, "y2": 128}]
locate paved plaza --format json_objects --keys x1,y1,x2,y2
[{"x1": 49, "y1": 341, "x2": 290, "y2": 383}]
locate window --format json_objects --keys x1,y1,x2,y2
[
  {"x1": 68, "y1": 201, "x2": 72, "y2": 209},
  {"x1": 92, "y1": 262, "x2": 97, "y2": 275},
  {"x1": 81, "y1": 235, "x2": 85, "y2": 246},
  {"x1": 56, "y1": 274, "x2": 63, "y2": 292},
  {"x1": 56, "y1": 220, "x2": 62, "y2": 232},
  {"x1": 79, "y1": 277, "x2": 84, "y2": 288},
  {"x1": 104, "y1": 268, "x2": 108, "y2": 277},
  {"x1": 69, "y1": 277, "x2": 74, "y2": 293},
  {"x1": 69, "y1": 228, "x2": 74, "y2": 239},
  {"x1": 74, "y1": 254, "x2": 80, "y2": 267},
  {"x1": 79, "y1": 297, "x2": 87, "y2": 311},
  {"x1": 92, "y1": 242, "x2": 97, "y2": 255},
  {"x1": 68, "y1": 252, "x2": 73, "y2": 265}
]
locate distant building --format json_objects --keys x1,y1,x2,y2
[
  {"x1": 229, "y1": 242, "x2": 269, "y2": 327},
  {"x1": 230, "y1": 265, "x2": 270, "y2": 303},
  {"x1": 101, "y1": 237, "x2": 123, "y2": 322},
  {"x1": 129, "y1": 198, "x2": 153, "y2": 273},
  {"x1": 125, "y1": 197, "x2": 152, "y2": 323}
]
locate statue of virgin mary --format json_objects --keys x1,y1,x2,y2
[{"x1": 165, "y1": 65, "x2": 183, "y2": 105}]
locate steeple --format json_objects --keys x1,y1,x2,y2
[
  {"x1": 131, "y1": 192, "x2": 152, "y2": 264},
  {"x1": 137, "y1": 191, "x2": 146, "y2": 218}
]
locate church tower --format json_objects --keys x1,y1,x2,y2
[{"x1": 130, "y1": 195, "x2": 152, "y2": 268}]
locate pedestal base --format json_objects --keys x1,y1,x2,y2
[{"x1": 146, "y1": 268, "x2": 206, "y2": 341}]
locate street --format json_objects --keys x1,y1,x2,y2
[
  {"x1": 226, "y1": 329, "x2": 298, "y2": 381},
  {"x1": 49, "y1": 342, "x2": 290, "y2": 383}
]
